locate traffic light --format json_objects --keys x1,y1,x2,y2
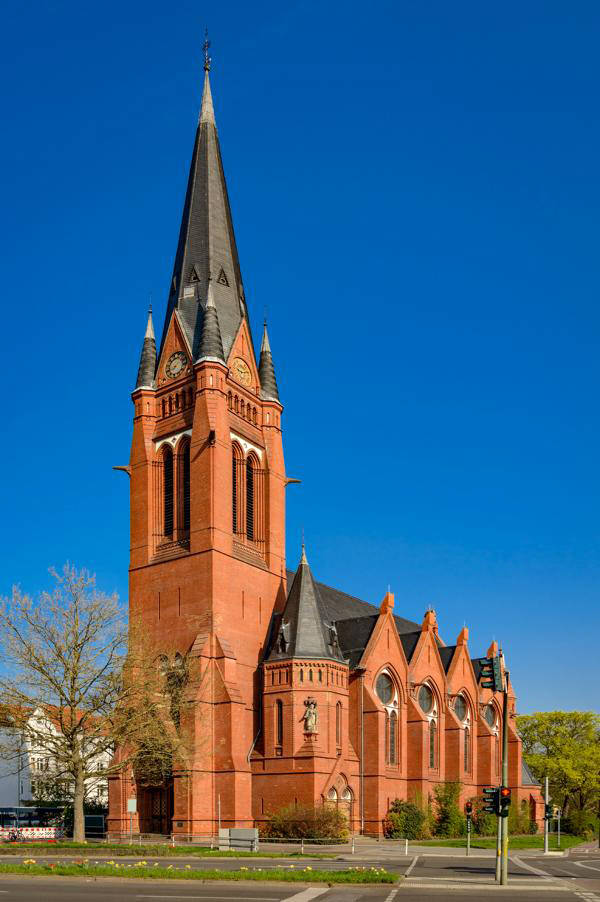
[
  {"x1": 481, "y1": 655, "x2": 504, "y2": 692},
  {"x1": 545, "y1": 804, "x2": 553, "y2": 820},
  {"x1": 499, "y1": 786, "x2": 511, "y2": 818},
  {"x1": 465, "y1": 801, "x2": 473, "y2": 816},
  {"x1": 483, "y1": 787, "x2": 500, "y2": 815}
]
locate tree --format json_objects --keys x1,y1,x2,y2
[
  {"x1": 517, "y1": 711, "x2": 600, "y2": 819},
  {"x1": 0, "y1": 565, "x2": 188, "y2": 842}
]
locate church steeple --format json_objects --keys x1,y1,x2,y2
[
  {"x1": 159, "y1": 44, "x2": 249, "y2": 364},
  {"x1": 197, "y1": 283, "x2": 225, "y2": 363},
  {"x1": 135, "y1": 307, "x2": 156, "y2": 389}
]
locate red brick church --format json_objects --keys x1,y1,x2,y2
[{"x1": 108, "y1": 53, "x2": 544, "y2": 836}]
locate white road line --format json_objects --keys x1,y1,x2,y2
[
  {"x1": 404, "y1": 854, "x2": 419, "y2": 877},
  {"x1": 575, "y1": 862, "x2": 600, "y2": 874},
  {"x1": 512, "y1": 855, "x2": 555, "y2": 881},
  {"x1": 383, "y1": 888, "x2": 399, "y2": 902},
  {"x1": 281, "y1": 890, "x2": 330, "y2": 902}
]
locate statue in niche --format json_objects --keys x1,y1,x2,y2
[{"x1": 303, "y1": 698, "x2": 318, "y2": 733}]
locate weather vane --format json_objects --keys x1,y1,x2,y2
[{"x1": 203, "y1": 29, "x2": 211, "y2": 72}]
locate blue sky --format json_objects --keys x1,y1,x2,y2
[{"x1": 1, "y1": 1, "x2": 598, "y2": 713}]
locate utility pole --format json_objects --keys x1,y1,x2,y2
[
  {"x1": 544, "y1": 777, "x2": 549, "y2": 854},
  {"x1": 500, "y1": 671, "x2": 509, "y2": 886}
]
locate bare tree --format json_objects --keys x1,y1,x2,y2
[{"x1": 0, "y1": 565, "x2": 187, "y2": 842}]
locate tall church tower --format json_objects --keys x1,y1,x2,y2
[{"x1": 109, "y1": 50, "x2": 286, "y2": 835}]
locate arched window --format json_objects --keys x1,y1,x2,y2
[
  {"x1": 180, "y1": 441, "x2": 190, "y2": 534},
  {"x1": 336, "y1": 702, "x2": 342, "y2": 747},
  {"x1": 232, "y1": 447, "x2": 240, "y2": 534},
  {"x1": 163, "y1": 447, "x2": 174, "y2": 537},
  {"x1": 389, "y1": 711, "x2": 397, "y2": 765},
  {"x1": 429, "y1": 719, "x2": 437, "y2": 769},
  {"x1": 275, "y1": 700, "x2": 283, "y2": 746},
  {"x1": 464, "y1": 725, "x2": 470, "y2": 772},
  {"x1": 246, "y1": 457, "x2": 255, "y2": 540}
]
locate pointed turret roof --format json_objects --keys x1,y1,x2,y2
[
  {"x1": 158, "y1": 59, "x2": 249, "y2": 363},
  {"x1": 135, "y1": 308, "x2": 156, "y2": 389},
  {"x1": 197, "y1": 283, "x2": 225, "y2": 362},
  {"x1": 258, "y1": 321, "x2": 280, "y2": 402},
  {"x1": 267, "y1": 547, "x2": 346, "y2": 662}
]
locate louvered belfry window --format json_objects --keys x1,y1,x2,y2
[
  {"x1": 163, "y1": 448, "x2": 174, "y2": 537},
  {"x1": 182, "y1": 442, "x2": 190, "y2": 533},
  {"x1": 246, "y1": 458, "x2": 255, "y2": 540},
  {"x1": 276, "y1": 699, "x2": 283, "y2": 746}
]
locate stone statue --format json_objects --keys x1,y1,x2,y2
[{"x1": 303, "y1": 698, "x2": 318, "y2": 733}]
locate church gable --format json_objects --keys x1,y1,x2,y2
[
  {"x1": 357, "y1": 593, "x2": 409, "y2": 681},
  {"x1": 226, "y1": 318, "x2": 259, "y2": 392},
  {"x1": 156, "y1": 311, "x2": 193, "y2": 388}
]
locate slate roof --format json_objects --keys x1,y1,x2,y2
[
  {"x1": 197, "y1": 285, "x2": 225, "y2": 362},
  {"x1": 279, "y1": 570, "x2": 422, "y2": 668},
  {"x1": 268, "y1": 551, "x2": 346, "y2": 662},
  {"x1": 439, "y1": 645, "x2": 456, "y2": 673},
  {"x1": 135, "y1": 309, "x2": 156, "y2": 389},
  {"x1": 258, "y1": 323, "x2": 280, "y2": 402},
  {"x1": 522, "y1": 760, "x2": 540, "y2": 786},
  {"x1": 158, "y1": 69, "x2": 251, "y2": 364}
]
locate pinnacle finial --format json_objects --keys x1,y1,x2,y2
[{"x1": 203, "y1": 29, "x2": 211, "y2": 72}]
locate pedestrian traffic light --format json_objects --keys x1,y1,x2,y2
[
  {"x1": 499, "y1": 786, "x2": 511, "y2": 818},
  {"x1": 545, "y1": 804, "x2": 553, "y2": 820},
  {"x1": 465, "y1": 801, "x2": 473, "y2": 816},
  {"x1": 483, "y1": 787, "x2": 500, "y2": 815},
  {"x1": 480, "y1": 655, "x2": 504, "y2": 692}
]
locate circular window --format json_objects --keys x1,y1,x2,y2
[
  {"x1": 454, "y1": 695, "x2": 467, "y2": 721},
  {"x1": 418, "y1": 684, "x2": 434, "y2": 714},
  {"x1": 376, "y1": 673, "x2": 394, "y2": 705},
  {"x1": 483, "y1": 704, "x2": 496, "y2": 727}
]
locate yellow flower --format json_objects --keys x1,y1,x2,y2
[{"x1": 185, "y1": 865, "x2": 191, "y2": 869}]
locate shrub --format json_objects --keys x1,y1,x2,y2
[
  {"x1": 508, "y1": 800, "x2": 533, "y2": 836},
  {"x1": 260, "y1": 804, "x2": 348, "y2": 841},
  {"x1": 470, "y1": 797, "x2": 496, "y2": 836},
  {"x1": 432, "y1": 782, "x2": 466, "y2": 837},
  {"x1": 384, "y1": 800, "x2": 427, "y2": 839},
  {"x1": 563, "y1": 810, "x2": 598, "y2": 838}
]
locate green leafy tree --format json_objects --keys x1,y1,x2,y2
[
  {"x1": 517, "y1": 711, "x2": 600, "y2": 819},
  {"x1": 432, "y1": 782, "x2": 466, "y2": 837}
]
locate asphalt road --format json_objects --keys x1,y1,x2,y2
[{"x1": 0, "y1": 851, "x2": 598, "y2": 901}]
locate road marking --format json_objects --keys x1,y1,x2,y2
[
  {"x1": 575, "y1": 862, "x2": 600, "y2": 874},
  {"x1": 281, "y1": 890, "x2": 329, "y2": 902},
  {"x1": 404, "y1": 854, "x2": 419, "y2": 877},
  {"x1": 512, "y1": 856, "x2": 555, "y2": 881},
  {"x1": 383, "y1": 888, "x2": 399, "y2": 902}
]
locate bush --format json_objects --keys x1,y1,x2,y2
[
  {"x1": 260, "y1": 804, "x2": 348, "y2": 841},
  {"x1": 508, "y1": 800, "x2": 533, "y2": 836},
  {"x1": 470, "y1": 797, "x2": 496, "y2": 836},
  {"x1": 563, "y1": 810, "x2": 598, "y2": 838},
  {"x1": 384, "y1": 800, "x2": 427, "y2": 839},
  {"x1": 432, "y1": 782, "x2": 466, "y2": 837}
]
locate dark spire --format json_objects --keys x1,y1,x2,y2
[
  {"x1": 197, "y1": 283, "x2": 225, "y2": 362},
  {"x1": 267, "y1": 546, "x2": 346, "y2": 662},
  {"x1": 135, "y1": 308, "x2": 156, "y2": 389},
  {"x1": 158, "y1": 42, "x2": 251, "y2": 364},
  {"x1": 258, "y1": 321, "x2": 280, "y2": 402}
]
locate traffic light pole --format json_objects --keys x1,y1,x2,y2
[
  {"x1": 495, "y1": 815, "x2": 501, "y2": 881},
  {"x1": 544, "y1": 776, "x2": 549, "y2": 854},
  {"x1": 500, "y1": 671, "x2": 509, "y2": 886}
]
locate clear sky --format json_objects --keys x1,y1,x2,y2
[{"x1": 1, "y1": 1, "x2": 598, "y2": 713}]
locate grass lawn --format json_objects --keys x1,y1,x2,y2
[
  {"x1": 414, "y1": 833, "x2": 584, "y2": 850},
  {"x1": 0, "y1": 842, "x2": 332, "y2": 859},
  {"x1": 0, "y1": 861, "x2": 396, "y2": 884}
]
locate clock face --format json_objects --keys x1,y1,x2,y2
[
  {"x1": 165, "y1": 351, "x2": 188, "y2": 379},
  {"x1": 231, "y1": 357, "x2": 252, "y2": 387}
]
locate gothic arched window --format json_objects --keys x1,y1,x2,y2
[
  {"x1": 246, "y1": 456, "x2": 255, "y2": 540},
  {"x1": 180, "y1": 440, "x2": 190, "y2": 534},
  {"x1": 464, "y1": 725, "x2": 470, "y2": 772},
  {"x1": 163, "y1": 447, "x2": 174, "y2": 537},
  {"x1": 429, "y1": 719, "x2": 437, "y2": 769},
  {"x1": 389, "y1": 711, "x2": 397, "y2": 765},
  {"x1": 232, "y1": 446, "x2": 242, "y2": 534},
  {"x1": 276, "y1": 700, "x2": 283, "y2": 747},
  {"x1": 336, "y1": 702, "x2": 342, "y2": 747}
]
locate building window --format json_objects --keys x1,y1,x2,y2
[
  {"x1": 389, "y1": 711, "x2": 397, "y2": 765},
  {"x1": 246, "y1": 457, "x2": 255, "y2": 540},
  {"x1": 232, "y1": 449, "x2": 239, "y2": 533},
  {"x1": 464, "y1": 725, "x2": 470, "y2": 772},
  {"x1": 163, "y1": 447, "x2": 174, "y2": 537},
  {"x1": 429, "y1": 719, "x2": 437, "y2": 769},
  {"x1": 419, "y1": 684, "x2": 434, "y2": 714},
  {"x1": 181, "y1": 441, "x2": 190, "y2": 533},
  {"x1": 336, "y1": 702, "x2": 342, "y2": 747},
  {"x1": 276, "y1": 700, "x2": 283, "y2": 746}
]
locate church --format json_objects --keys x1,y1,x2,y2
[{"x1": 108, "y1": 51, "x2": 544, "y2": 837}]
